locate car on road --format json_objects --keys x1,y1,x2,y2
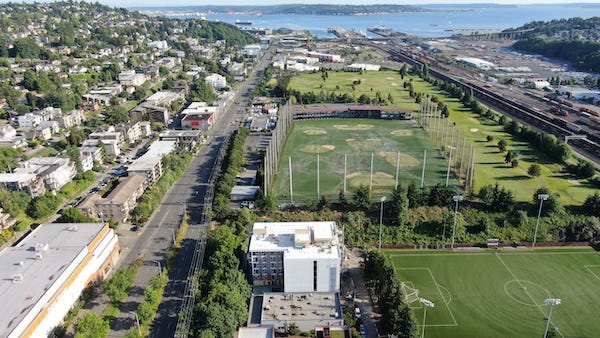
[
  {"x1": 354, "y1": 307, "x2": 361, "y2": 319},
  {"x1": 359, "y1": 324, "x2": 366, "y2": 336}
]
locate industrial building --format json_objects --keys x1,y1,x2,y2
[
  {"x1": 247, "y1": 221, "x2": 341, "y2": 293},
  {"x1": 0, "y1": 222, "x2": 120, "y2": 338}
]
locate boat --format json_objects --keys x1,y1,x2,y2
[{"x1": 235, "y1": 19, "x2": 253, "y2": 26}]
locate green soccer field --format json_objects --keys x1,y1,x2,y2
[
  {"x1": 272, "y1": 119, "x2": 455, "y2": 203},
  {"x1": 385, "y1": 247, "x2": 600, "y2": 338}
]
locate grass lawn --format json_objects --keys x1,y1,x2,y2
[
  {"x1": 386, "y1": 247, "x2": 600, "y2": 338},
  {"x1": 273, "y1": 119, "x2": 453, "y2": 203},
  {"x1": 287, "y1": 71, "x2": 597, "y2": 204}
]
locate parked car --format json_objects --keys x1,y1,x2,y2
[{"x1": 354, "y1": 307, "x2": 361, "y2": 319}]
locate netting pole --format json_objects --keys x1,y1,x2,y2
[
  {"x1": 317, "y1": 154, "x2": 320, "y2": 200},
  {"x1": 459, "y1": 137, "x2": 466, "y2": 182},
  {"x1": 369, "y1": 152, "x2": 374, "y2": 193},
  {"x1": 344, "y1": 154, "x2": 347, "y2": 194},
  {"x1": 469, "y1": 150, "x2": 475, "y2": 191},
  {"x1": 445, "y1": 148, "x2": 453, "y2": 187},
  {"x1": 395, "y1": 150, "x2": 400, "y2": 190},
  {"x1": 289, "y1": 156, "x2": 293, "y2": 204},
  {"x1": 421, "y1": 150, "x2": 427, "y2": 188}
]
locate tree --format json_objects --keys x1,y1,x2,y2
[
  {"x1": 528, "y1": 163, "x2": 542, "y2": 177},
  {"x1": 497, "y1": 139, "x2": 507, "y2": 153},
  {"x1": 533, "y1": 188, "x2": 561, "y2": 215},
  {"x1": 103, "y1": 106, "x2": 129, "y2": 125},
  {"x1": 338, "y1": 189, "x2": 348, "y2": 209},
  {"x1": 26, "y1": 193, "x2": 60, "y2": 219},
  {"x1": 511, "y1": 159, "x2": 519, "y2": 168},
  {"x1": 67, "y1": 127, "x2": 86, "y2": 146},
  {"x1": 389, "y1": 185, "x2": 409, "y2": 226},
  {"x1": 504, "y1": 150, "x2": 515, "y2": 163},
  {"x1": 583, "y1": 193, "x2": 600, "y2": 217},
  {"x1": 57, "y1": 207, "x2": 96, "y2": 223},
  {"x1": 486, "y1": 135, "x2": 494, "y2": 142},
  {"x1": 74, "y1": 312, "x2": 109, "y2": 338},
  {"x1": 352, "y1": 184, "x2": 371, "y2": 211}
]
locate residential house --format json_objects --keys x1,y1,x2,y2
[
  {"x1": 0, "y1": 173, "x2": 46, "y2": 197},
  {"x1": 205, "y1": 73, "x2": 227, "y2": 90},
  {"x1": 0, "y1": 208, "x2": 16, "y2": 230},
  {"x1": 16, "y1": 157, "x2": 77, "y2": 191},
  {"x1": 78, "y1": 175, "x2": 146, "y2": 223},
  {"x1": 127, "y1": 140, "x2": 176, "y2": 186}
]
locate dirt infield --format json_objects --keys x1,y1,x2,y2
[
  {"x1": 390, "y1": 129, "x2": 414, "y2": 137},
  {"x1": 303, "y1": 129, "x2": 327, "y2": 135},
  {"x1": 334, "y1": 124, "x2": 374, "y2": 131},
  {"x1": 300, "y1": 145, "x2": 336, "y2": 153}
]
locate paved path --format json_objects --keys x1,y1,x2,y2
[{"x1": 343, "y1": 249, "x2": 379, "y2": 338}]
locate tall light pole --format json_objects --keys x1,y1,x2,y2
[
  {"x1": 419, "y1": 297, "x2": 435, "y2": 338},
  {"x1": 379, "y1": 196, "x2": 387, "y2": 250},
  {"x1": 154, "y1": 260, "x2": 162, "y2": 277},
  {"x1": 450, "y1": 195, "x2": 464, "y2": 249},
  {"x1": 533, "y1": 194, "x2": 550, "y2": 249},
  {"x1": 131, "y1": 311, "x2": 141, "y2": 335},
  {"x1": 544, "y1": 298, "x2": 561, "y2": 338}
]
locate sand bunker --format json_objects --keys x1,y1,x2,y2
[
  {"x1": 390, "y1": 129, "x2": 414, "y2": 137},
  {"x1": 300, "y1": 145, "x2": 335, "y2": 153},
  {"x1": 386, "y1": 77, "x2": 395, "y2": 80},
  {"x1": 470, "y1": 128, "x2": 479, "y2": 132},
  {"x1": 303, "y1": 129, "x2": 327, "y2": 135},
  {"x1": 334, "y1": 124, "x2": 374, "y2": 131}
]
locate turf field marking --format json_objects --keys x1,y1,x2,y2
[
  {"x1": 495, "y1": 253, "x2": 565, "y2": 338},
  {"x1": 584, "y1": 265, "x2": 600, "y2": 282},
  {"x1": 503, "y1": 280, "x2": 552, "y2": 307},
  {"x1": 389, "y1": 251, "x2": 599, "y2": 258},
  {"x1": 397, "y1": 267, "x2": 458, "y2": 326},
  {"x1": 437, "y1": 284, "x2": 452, "y2": 305}
]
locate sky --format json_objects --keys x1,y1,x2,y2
[{"x1": 0, "y1": 0, "x2": 592, "y2": 7}]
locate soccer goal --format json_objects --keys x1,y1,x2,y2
[{"x1": 400, "y1": 282, "x2": 420, "y2": 304}]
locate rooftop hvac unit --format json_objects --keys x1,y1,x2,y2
[
  {"x1": 12, "y1": 274, "x2": 23, "y2": 283},
  {"x1": 35, "y1": 252, "x2": 44, "y2": 260},
  {"x1": 66, "y1": 225, "x2": 79, "y2": 231},
  {"x1": 35, "y1": 243, "x2": 49, "y2": 252}
]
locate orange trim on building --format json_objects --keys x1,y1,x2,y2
[
  {"x1": 86, "y1": 223, "x2": 110, "y2": 252},
  {"x1": 20, "y1": 226, "x2": 116, "y2": 337}
]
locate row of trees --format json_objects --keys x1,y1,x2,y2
[
  {"x1": 212, "y1": 128, "x2": 250, "y2": 219},
  {"x1": 362, "y1": 250, "x2": 417, "y2": 337}
]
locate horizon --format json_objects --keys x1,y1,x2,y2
[{"x1": 0, "y1": 0, "x2": 598, "y2": 8}]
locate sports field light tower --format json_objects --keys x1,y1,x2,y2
[
  {"x1": 419, "y1": 297, "x2": 435, "y2": 338},
  {"x1": 450, "y1": 194, "x2": 464, "y2": 249},
  {"x1": 532, "y1": 194, "x2": 550, "y2": 249},
  {"x1": 543, "y1": 298, "x2": 561, "y2": 338},
  {"x1": 379, "y1": 196, "x2": 387, "y2": 250}
]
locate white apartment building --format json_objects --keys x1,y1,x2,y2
[
  {"x1": 16, "y1": 157, "x2": 76, "y2": 191},
  {"x1": 205, "y1": 73, "x2": 227, "y2": 90},
  {"x1": 118, "y1": 70, "x2": 148, "y2": 87},
  {"x1": 127, "y1": 140, "x2": 176, "y2": 186},
  {"x1": 18, "y1": 113, "x2": 43, "y2": 129},
  {"x1": 247, "y1": 222, "x2": 341, "y2": 293}
]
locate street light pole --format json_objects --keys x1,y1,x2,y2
[
  {"x1": 533, "y1": 194, "x2": 549, "y2": 249},
  {"x1": 154, "y1": 260, "x2": 162, "y2": 277},
  {"x1": 450, "y1": 195, "x2": 464, "y2": 249},
  {"x1": 543, "y1": 298, "x2": 561, "y2": 338},
  {"x1": 379, "y1": 196, "x2": 387, "y2": 250},
  {"x1": 419, "y1": 298, "x2": 435, "y2": 338},
  {"x1": 131, "y1": 311, "x2": 141, "y2": 335}
]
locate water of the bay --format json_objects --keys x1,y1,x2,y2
[{"x1": 168, "y1": 4, "x2": 599, "y2": 38}]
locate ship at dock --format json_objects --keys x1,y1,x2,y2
[
  {"x1": 235, "y1": 19, "x2": 253, "y2": 26},
  {"x1": 367, "y1": 26, "x2": 405, "y2": 37}
]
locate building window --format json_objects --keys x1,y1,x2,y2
[{"x1": 313, "y1": 260, "x2": 318, "y2": 291}]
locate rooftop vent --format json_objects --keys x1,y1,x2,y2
[
  {"x1": 35, "y1": 243, "x2": 49, "y2": 252},
  {"x1": 66, "y1": 225, "x2": 79, "y2": 232},
  {"x1": 35, "y1": 252, "x2": 44, "y2": 260},
  {"x1": 12, "y1": 274, "x2": 23, "y2": 283}
]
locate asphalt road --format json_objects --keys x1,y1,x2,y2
[{"x1": 107, "y1": 48, "x2": 273, "y2": 338}]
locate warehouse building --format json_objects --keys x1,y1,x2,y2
[{"x1": 0, "y1": 222, "x2": 120, "y2": 338}]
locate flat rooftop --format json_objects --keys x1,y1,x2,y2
[
  {"x1": 0, "y1": 223, "x2": 108, "y2": 337},
  {"x1": 249, "y1": 222, "x2": 338, "y2": 253},
  {"x1": 260, "y1": 292, "x2": 342, "y2": 324},
  {"x1": 128, "y1": 140, "x2": 176, "y2": 171}
]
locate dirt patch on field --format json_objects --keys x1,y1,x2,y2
[
  {"x1": 303, "y1": 129, "x2": 327, "y2": 135},
  {"x1": 346, "y1": 172, "x2": 361, "y2": 179},
  {"x1": 390, "y1": 129, "x2": 413, "y2": 137},
  {"x1": 347, "y1": 171, "x2": 397, "y2": 187},
  {"x1": 567, "y1": 179, "x2": 581, "y2": 185},
  {"x1": 470, "y1": 128, "x2": 480, "y2": 132},
  {"x1": 334, "y1": 124, "x2": 374, "y2": 131},
  {"x1": 386, "y1": 77, "x2": 395, "y2": 80},
  {"x1": 391, "y1": 83, "x2": 398, "y2": 86},
  {"x1": 379, "y1": 151, "x2": 421, "y2": 167},
  {"x1": 347, "y1": 138, "x2": 381, "y2": 151},
  {"x1": 300, "y1": 145, "x2": 335, "y2": 154}
]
